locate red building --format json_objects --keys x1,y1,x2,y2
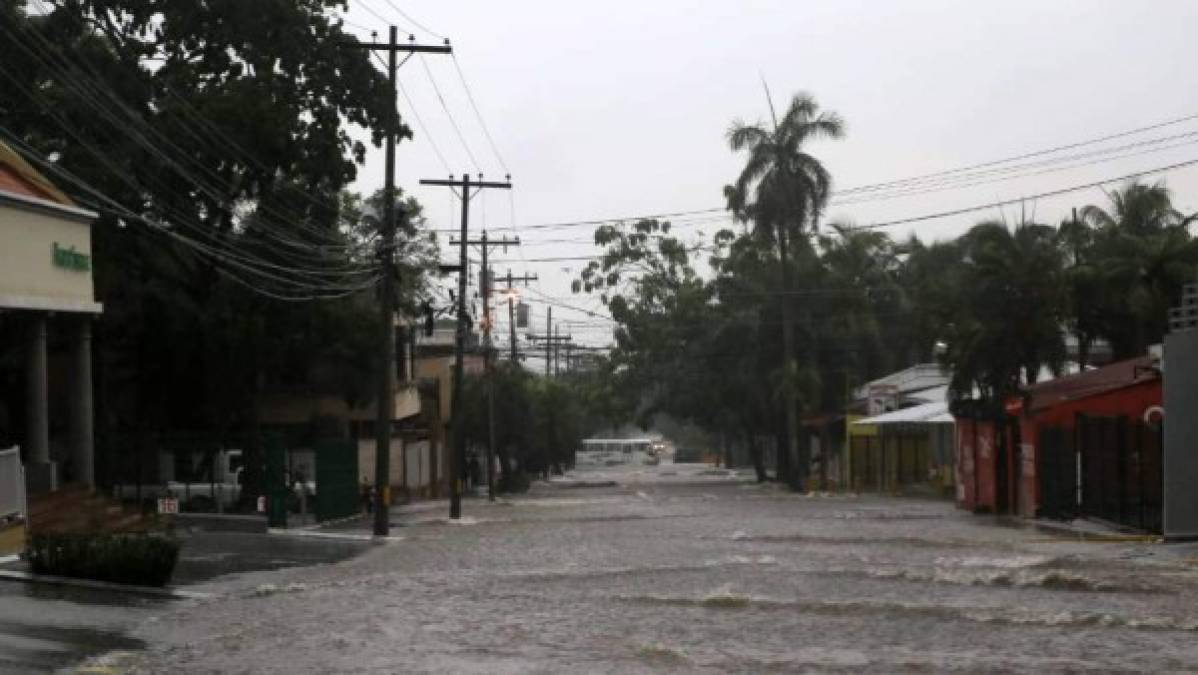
[{"x1": 955, "y1": 356, "x2": 1163, "y2": 528}]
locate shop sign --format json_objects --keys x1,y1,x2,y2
[{"x1": 52, "y1": 242, "x2": 90, "y2": 271}]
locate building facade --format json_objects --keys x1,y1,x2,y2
[{"x1": 0, "y1": 142, "x2": 100, "y2": 494}]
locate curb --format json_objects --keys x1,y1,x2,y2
[
  {"x1": 266, "y1": 528, "x2": 404, "y2": 543},
  {"x1": 0, "y1": 569, "x2": 210, "y2": 600},
  {"x1": 295, "y1": 512, "x2": 366, "y2": 531}
]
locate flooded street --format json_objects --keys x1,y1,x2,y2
[{"x1": 64, "y1": 461, "x2": 1198, "y2": 672}]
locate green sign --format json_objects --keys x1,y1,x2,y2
[{"x1": 52, "y1": 242, "x2": 90, "y2": 272}]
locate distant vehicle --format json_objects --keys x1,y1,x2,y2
[
  {"x1": 580, "y1": 438, "x2": 656, "y2": 455},
  {"x1": 114, "y1": 448, "x2": 244, "y2": 511}
]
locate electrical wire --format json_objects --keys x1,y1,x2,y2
[
  {"x1": 832, "y1": 110, "x2": 1198, "y2": 196},
  {"x1": 853, "y1": 154, "x2": 1198, "y2": 231},
  {"x1": 353, "y1": 0, "x2": 409, "y2": 33},
  {"x1": 450, "y1": 53, "x2": 510, "y2": 176},
  {"x1": 419, "y1": 54, "x2": 482, "y2": 172},
  {"x1": 375, "y1": 0, "x2": 446, "y2": 40},
  {"x1": 2, "y1": 18, "x2": 365, "y2": 256}
]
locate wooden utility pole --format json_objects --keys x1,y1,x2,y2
[
  {"x1": 343, "y1": 28, "x2": 451, "y2": 537},
  {"x1": 509, "y1": 297, "x2": 517, "y2": 362},
  {"x1": 419, "y1": 174, "x2": 512, "y2": 519},
  {"x1": 450, "y1": 233, "x2": 519, "y2": 502},
  {"x1": 493, "y1": 270, "x2": 537, "y2": 364},
  {"x1": 527, "y1": 321, "x2": 572, "y2": 379}
]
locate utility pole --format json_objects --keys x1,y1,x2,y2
[
  {"x1": 342, "y1": 28, "x2": 451, "y2": 538},
  {"x1": 450, "y1": 233, "x2": 519, "y2": 503},
  {"x1": 528, "y1": 320, "x2": 572, "y2": 379},
  {"x1": 494, "y1": 270, "x2": 537, "y2": 364},
  {"x1": 420, "y1": 174, "x2": 512, "y2": 519},
  {"x1": 509, "y1": 297, "x2": 517, "y2": 362}
]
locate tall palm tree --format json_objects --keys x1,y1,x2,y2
[{"x1": 725, "y1": 91, "x2": 844, "y2": 488}]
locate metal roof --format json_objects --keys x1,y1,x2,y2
[{"x1": 852, "y1": 400, "x2": 953, "y2": 426}]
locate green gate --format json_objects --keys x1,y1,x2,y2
[
  {"x1": 265, "y1": 434, "x2": 289, "y2": 528},
  {"x1": 315, "y1": 438, "x2": 359, "y2": 522}
]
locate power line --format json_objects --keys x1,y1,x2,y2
[
  {"x1": 375, "y1": 51, "x2": 453, "y2": 175},
  {"x1": 833, "y1": 109, "x2": 1198, "y2": 196},
  {"x1": 451, "y1": 53, "x2": 509, "y2": 175},
  {"x1": 2, "y1": 19, "x2": 362, "y2": 253},
  {"x1": 376, "y1": 0, "x2": 446, "y2": 40},
  {"x1": 430, "y1": 111, "x2": 1198, "y2": 235},
  {"x1": 830, "y1": 130, "x2": 1198, "y2": 206},
  {"x1": 353, "y1": 0, "x2": 409, "y2": 33},
  {"x1": 854, "y1": 154, "x2": 1198, "y2": 231},
  {"x1": 419, "y1": 53, "x2": 482, "y2": 172}
]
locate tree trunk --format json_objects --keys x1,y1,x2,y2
[
  {"x1": 774, "y1": 426, "x2": 789, "y2": 485},
  {"x1": 777, "y1": 224, "x2": 799, "y2": 490},
  {"x1": 748, "y1": 434, "x2": 766, "y2": 483}
]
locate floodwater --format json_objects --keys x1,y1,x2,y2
[
  {"x1": 0, "y1": 530, "x2": 368, "y2": 672},
  {"x1": 62, "y1": 460, "x2": 1198, "y2": 672}
]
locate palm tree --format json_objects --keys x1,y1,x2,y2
[
  {"x1": 942, "y1": 221, "x2": 1068, "y2": 405},
  {"x1": 725, "y1": 91, "x2": 844, "y2": 488},
  {"x1": 1080, "y1": 181, "x2": 1198, "y2": 356}
]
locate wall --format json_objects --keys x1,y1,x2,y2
[
  {"x1": 1164, "y1": 330, "x2": 1198, "y2": 539},
  {"x1": 0, "y1": 202, "x2": 98, "y2": 311},
  {"x1": 356, "y1": 438, "x2": 403, "y2": 489},
  {"x1": 1017, "y1": 379, "x2": 1161, "y2": 519},
  {"x1": 955, "y1": 418, "x2": 996, "y2": 512}
]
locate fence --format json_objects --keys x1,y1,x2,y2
[
  {"x1": 1078, "y1": 415, "x2": 1162, "y2": 532},
  {"x1": 0, "y1": 446, "x2": 26, "y2": 521},
  {"x1": 1037, "y1": 416, "x2": 1162, "y2": 532}
]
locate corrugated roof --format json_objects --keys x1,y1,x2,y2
[
  {"x1": 1021, "y1": 355, "x2": 1158, "y2": 414},
  {"x1": 852, "y1": 400, "x2": 953, "y2": 426}
]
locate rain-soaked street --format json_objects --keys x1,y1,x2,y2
[{"x1": 35, "y1": 460, "x2": 1198, "y2": 672}]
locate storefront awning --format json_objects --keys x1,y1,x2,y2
[{"x1": 851, "y1": 400, "x2": 953, "y2": 426}]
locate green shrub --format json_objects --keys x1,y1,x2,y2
[{"x1": 26, "y1": 533, "x2": 181, "y2": 587}]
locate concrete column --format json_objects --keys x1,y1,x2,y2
[
  {"x1": 25, "y1": 314, "x2": 54, "y2": 492},
  {"x1": 72, "y1": 317, "x2": 95, "y2": 487}
]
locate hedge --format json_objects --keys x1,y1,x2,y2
[{"x1": 26, "y1": 533, "x2": 181, "y2": 587}]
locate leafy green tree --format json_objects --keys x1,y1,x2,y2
[
  {"x1": 1080, "y1": 181, "x2": 1197, "y2": 357},
  {"x1": 0, "y1": 1, "x2": 417, "y2": 497},
  {"x1": 939, "y1": 221, "x2": 1068, "y2": 408}
]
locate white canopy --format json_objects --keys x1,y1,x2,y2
[{"x1": 852, "y1": 400, "x2": 953, "y2": 426}]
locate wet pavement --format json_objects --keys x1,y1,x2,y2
[
  {"x1": 0, "y1": 528, "x2": 369, "y2": 672},
  {"x1": 18, "y1": 459, "x2": 1198, "y2": 672}
]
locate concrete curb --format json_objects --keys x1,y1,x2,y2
[
  {"x1": 266, "y1": 528, "x2": 404, "y2": 543},
  {"x1": 0, "y1": 569, "x2": 210, "y2": 599},
  {"x1": 296, "y1": 512, "x2": 366, "y2": 531},
  {"x1": 1030, "y1": 518, "x2": 1163, "y2": 543}
]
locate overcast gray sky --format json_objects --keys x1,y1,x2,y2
[{"x1": 341, "y1": 0, "x2": 1198, "y2": 356}]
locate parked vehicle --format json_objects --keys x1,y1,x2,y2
[{"x1": 114, "y1": 448, "x2": 245, "y2": 511}]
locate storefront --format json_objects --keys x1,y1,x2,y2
[{"x1": 0, "y1": 141, "x2": 100, "y2": 493}]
